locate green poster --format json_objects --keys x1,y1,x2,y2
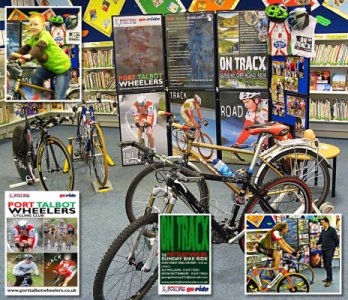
[
  {"x1": 159, "y1": 214, "x2": 211, "y2": 295},
  {"x1": 136, "y1": 0, "x2": 186, "y2": 14}
]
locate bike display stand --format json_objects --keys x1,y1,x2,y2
[
  {"x1": 9, "y1": 178, "x2": 42, "y2": 189},
  {"x1": 92, "y1": 179, "x2": 113, "y2": 193}
]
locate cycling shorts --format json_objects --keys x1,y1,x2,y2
[{"x1": 256, "y1": 243, "x2": 274, "y2": 258}]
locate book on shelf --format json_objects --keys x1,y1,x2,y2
[
  {"x1": 310, "y1": 72, "x2": 317, "y2": 91},
  {"x1": 332, "y1": 72, "x2": 346, "y2": 91},
  {"x1": 312, "y1": 43, "x2": 348, "y2": 65},
  {"x1": 83, "y1": 48, "x2": 114, "y2": 68},
  {"x1": 83, "y1": 70, "x2": 116, "y2": 90},
  {"x1": 310, "y1": 98, "x2": 348, "y2": 121},
  {"x1": 316, "y1": 70, "x2": 331, "y2": 91}
]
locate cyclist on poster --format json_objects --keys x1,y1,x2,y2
[
  {"x1": 12, "y1": 220, "x2": 38, "y2": 253},
  {"x1": 53, "y1": 254, "x2": 77, "y2": 287},
  {"x1": 181, "y1": 95, "x2": 208, "y2": 129},
  {"x1": 12, "y1": 254, "x2": 40, "y2": 286}
]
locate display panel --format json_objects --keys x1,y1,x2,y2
[
  {"x1": 169, "y1": 89, "x2": 217, "y2": 161},
  {"x1": 119, "y1": 92, "x2": 168, "y2": 166},
  {"x1": 218, "y1": 11, "x2": 268, "y2": 89},
  {"x1": 165, "y1": 12, "x2": 215, "y2": 88},
  {"x1": 113, "y1": 15, "x2": 165, "y2": 93},
  {"x1": 220, "y1": 90, "x2": 269, "y2": 163}
]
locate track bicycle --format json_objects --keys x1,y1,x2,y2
[
  {"x1": 47, "y1": 274, "x2": 66, "y2": 286},
  {"x1": 247, "y1": 252, "x2": 314, "y2": 285},
  {"x1": 7, "y1": 52, "x2": 79, "y2": 100},
  {"x1": 93, "y1": 137, "x2": 313, "y2": 299},
  {"x1": 247, "y1": 255, "x2": 310, "y2": 293},
  {"x1": 69, "y1": 104, "x2": 108, "y2": 187},
  {"x1": 12, "y1": 105, "x2": 74, "y2": 191},
  {"x1": 125, "y1": 116, "x2": 330, "y2": 226},
  {"x1": 174, "y1": 119, "x2": 213, "y2": 160}
]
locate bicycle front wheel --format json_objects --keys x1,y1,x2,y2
[
  {"x1": 197, "y1": 132, "x2": 213, "y2": 160},
  {"x1": 238, "y1": 176, "x2": 312, "y2": 252},
  {"x1": 37, "y1": 136, "x2": 74, "y2": 191},
  {"x1": 257, "y1": 147, "x2": 330, "y2": 206},
  {"x1": 290, "y1": 262, "x2": 314, "y2": 285},
  {"x1": 246, "y1": 276, "x2": 260, "y2": 293},
  {"x1": 91, "y1": 123, "x2": 108, "y2": 187},
  {"x1": 174, "y1": 129, "x2": 187, "y2": 152},
  {"x1": 276, "y1": 273, "x2": 310, "y2": 293},
  {"x1": 93, "y1": 213, "x2": 159, "y2": 300}
]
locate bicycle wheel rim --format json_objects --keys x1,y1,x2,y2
[
  {"x1": 197, "y1": 132, "x2": 213, "y2": 160},
  {"x1": 174, "y1": 130, "x2": 187, "y2": 152},
  {"x1": 37, "y1": 137, "x2": 74, "y2": 191},
  {"x1": 91, "y1": 124, "x2": 108, "y2": 187},
  {"x1": 277, "y1": 273, "x2": 310, "y2": 293},
  {"x1": 93, "y1": 213, "x2": 159, "y2": 300},
  {"x1": 257, "y1": 148, "x2": 329, "y2": 206}
]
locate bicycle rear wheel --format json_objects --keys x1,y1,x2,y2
[
  {"x1": 197, "y1": 132, "x2": 213, "y2": 160},
  {"x1": 37, "y1": 136, "x2": 74, "y2": 191},
  {"x1": 12, "y1": 126, "x2": 31, "y2": 182},
  {"x1": 276, "y1": 273, "x2": 310, "y2": 293},
  {"x1": 238, "y1": 176, "x2": 312, "y2": 252},
  {"x1": 91, "y1": 123, "x2": 108, "y2": 187},
  {"x1": 174, "y1": 129, "x2": 187, "y2": 152},
  {"x1": 291, "y1": 262, "x2": 314, "y2": 285},
  {"x1": 93, "y1": 213, "x2": 158, "y2": 300}
]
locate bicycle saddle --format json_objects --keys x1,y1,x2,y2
[{"x1": 245, "y1": 122, "x2": 289, "y2": 136}]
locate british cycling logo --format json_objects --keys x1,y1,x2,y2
[
  {"x1": 9, "y1": 193, "x2": 30, "y2": 198},
  {"x1": 162, "y1": 286, "x2": 186, "y2": 293},
  {"x1": 59, "y1": 193, "x2": 77, "y2": 198}
]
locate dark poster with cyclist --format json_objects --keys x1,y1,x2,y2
[
  {"x1": 218, "y1": 11, "x2": 268, "y2": 89},
  {"x1": 165, "y1": 12, "x2": 215, "y2": 88},
  {"x1": 169, "y1": 90, "x2": 217, "y2": 161},
  {"x1": 112, "y1": 15, "x2": 165, "y2": 93},
  {"x1": 5, "y1": 7, "x2": 82, "y2": 102},
  {"x1": 118, "y1": 92, "x2": 168, "y2": 166},
  {"x1": 220, "y1": 91, "x2": 269, "y2": 163},
  {"x1": 159, "y1": 214, "x2": 211, "y2": 295},
  {"x1": 5, "y1": 191, "x2": 79, "y2": 296}
]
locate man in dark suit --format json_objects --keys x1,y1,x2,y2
[{"x1": 317, "y1": 217, "x2": 339, "y2": 287}]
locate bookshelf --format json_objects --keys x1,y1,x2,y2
[
  {"x1": 82, "y1": 41, "x2": 118, "y2": 128},
  {"x1": 310, "y1": 33, "x2": 348, "y2": 138}
]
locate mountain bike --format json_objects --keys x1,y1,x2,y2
[
  {"x1": 69, "y1": 104, "x2": 108, "y2": 187},
  {"x1": 12, "y1": 105, "x2": 74, "y2": 191},
  {"x1": 93, "y1": 138, "x2": 313, "y2": 299},
  {"x1": 19, "y1": 273, "x2": 36, "y2": 287},
  {"x1": 247, "y1": 252, "x2": 314, "y2": 285},
  {"x1": 7, "y1": 52, "x2": 79, "y2": 100},
  {"x1": 247, "y1": 256, "x2": 310, "y2": 293},
  {"x1": 125, "y1": 117, "x2": 330, "y2": 226},
  {"x1": 174, "y1": 119, "x2": 213, "y2": 160}
]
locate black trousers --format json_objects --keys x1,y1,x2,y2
[{"x1": 322, "y1": 248, "x2": 335, "y2": 282}]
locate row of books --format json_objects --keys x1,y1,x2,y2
[
  {"x1": 86, "y1": 102, "x2": 117, "y2": 114},
  {"x1": 83, "y1": 71, "x2": 116, "y2": 91},
  {"x1": 0, "y1": 31, "x2": 5, "y2": 47},
  {"x1": 310, "y1": 70, "x2": 348, "y2": 91},
  {"x1": 310, "y1": 99, "x2": 348, "y2": 121},
  {"x1": 311, "y1": 43, "x2": 348, "y2": 65},
  {"x1": 0, "y1": 104, "x2": 10, "y2": 125},
  {"x1": 83, "y1": 49, "x2": 114, "y2": 69}
]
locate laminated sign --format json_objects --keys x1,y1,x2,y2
[
  {"x1": 5, "y1": 191, "x2": 80, "y2": 296},
  {"x1": 159, "y1": 214, "x2": 211, "y2": 295}
]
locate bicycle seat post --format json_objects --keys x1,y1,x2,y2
[{"x1": 248, "y1": 133, "x2": 270, "y2": 174}]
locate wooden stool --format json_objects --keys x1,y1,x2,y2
[{"x1": 318, "y1": 143, "x2": 340, "y2": 198}]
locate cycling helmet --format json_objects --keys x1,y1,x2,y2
[
  {"x1": 136, "y1": 95, "x2": 146, "y2": 106},
  {"x1": 288, "y1": 8, "x2": 309, "y2": 30},
  {"x1": 65, "y1": 15, "x2": 78, "y2": 30},
  {"x1": 64, "y1": 254, "x2": 72, "y2": 260},
  {"x1": 265, "y1": 5, "x2": 288, "y2": 23},
  {"x1": 194, "y1": 95, "x2": 202, "y2": 105},
  {"x1": 23, "y1": 254, "x2": 33, "y2": 260},
  {"x1": 49, "y1": 15, "x2": 64, "y2": 27},
  {"x1": 59, "y1": 219, "x2": 64, "y2": 224},
  {"x1": 18, "y1": 220, "x2": 28, "y2": 229},
  {"x1": 239, "y1": 92, "x2": 261, "y2": 100}
]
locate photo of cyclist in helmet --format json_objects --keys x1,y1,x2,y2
[{"x1": 181, "y1": 94, "x2": 208, "y2": 129}]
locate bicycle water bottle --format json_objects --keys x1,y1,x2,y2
[{"x1": 213, "y1": 159, "x2": 234, "y2": 177}]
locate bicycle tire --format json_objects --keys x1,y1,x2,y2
[
  {"x1": 37, "y1": 136, "x2": 74, "y2": 191},
  {"x1": 276, "y1": 273, "x2": 310, "y2": 293},
  {"x1": 238, "y1": 176, "x2": 312, "y2": 252},
  {"x1": 246, "y1": 275, "x2": 260, "y2": 293},
  {"x1": 93, "y1": 213, "x2": 159, "y2": 300},
  {"x1": 175, "y1": 129, "x2": 187, "y2": 152},
  {"x1": 256, "y1": 147, "x2": 330, "y2": 207},
  {"x1": 125, "y1": 162, "x2": 209, "y2": 236},
  {"x1": 197, "y1": 132, "x2": 213, "y2": 160},
  {"x1": 91, "y1": 123, "x2": 108, "y2": 187},
  {"x1": 292, "y1": 262, "x2": 314, "y2": 285}
]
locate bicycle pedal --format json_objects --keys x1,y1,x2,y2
[{"x1": 212, "y1": 230, "x2": 226, "y2": 244}]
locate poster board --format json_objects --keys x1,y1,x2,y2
[
  {"x1": 136, "y1": 0, "x2": 186, "y2": 14},
  {"x1": 189, "y1": 0, "x2": 240, "y2": 12},
  {"x1": 322, "y1": 0, "x2": 348, "y2": 20},
  {"x1": 165, "y1": 12, "x2": 215, "y2": 89},
  {"x1": 218, "y1": 11, "x2": 268, "y2": 89},
  {"x1": 113, "y1": 15, "x2": 165, "y2": 93}
]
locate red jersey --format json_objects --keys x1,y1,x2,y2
[{"x1": 131, "y1": 101, "x2": 155, "y2": 126}]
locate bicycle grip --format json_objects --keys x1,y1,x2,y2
[{"x1": 158, "y1": 111, "x2": 172, "y2": 117}]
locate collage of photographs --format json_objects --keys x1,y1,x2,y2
[{"x1": 0, "y1": 0, "x2": 347, "y2": 299}]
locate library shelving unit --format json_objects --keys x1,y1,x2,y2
[
  {"x1": 82, "y1": 41, "x2": 118, "y2": 128},
  {"x1": 309, "y1": 33, "x2": 348, "y2": 138}
]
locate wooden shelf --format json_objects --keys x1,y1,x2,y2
[
  {"x1": 310, "y1": 91, "x2": 348, "y2": 95},
  {"x1": 83, "y1": 67, "x2": 114, "y2": 70},
  {"x1": 311, "y1": 65, "x2": 348, "y2": 68}
]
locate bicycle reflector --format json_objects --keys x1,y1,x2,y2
[{"x1": 265, "y1": 5, "x2": 288, "y2": 23}]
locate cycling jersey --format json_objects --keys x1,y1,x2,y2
[
  {"x1": 55, "y1": 260, "x2": 77, "y2": 279},
  {"x1": 181, "y1": 98, "x2": 200, "y2": 127},
  {"x1": 13, "y1": 261, "x2": 39, "y2": 277},
  {"x1": 290, "y1": 15, "x2": 317, "y2": 58},
  {"x1": 259, "y1": 230, "x2": 283, "y2": 250},
  {"x1": 57, "y1": 224, "x2": 67, "y2": 233},
  {"x1": 13, "y1": 224, "x2": 36, "y2": 239},
  {"x1": 131, "y1": 101, "x2": 155, "y2": 126},
  {"x1": 268, "y1": 21, "x2": 291, "y2": 56}
]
